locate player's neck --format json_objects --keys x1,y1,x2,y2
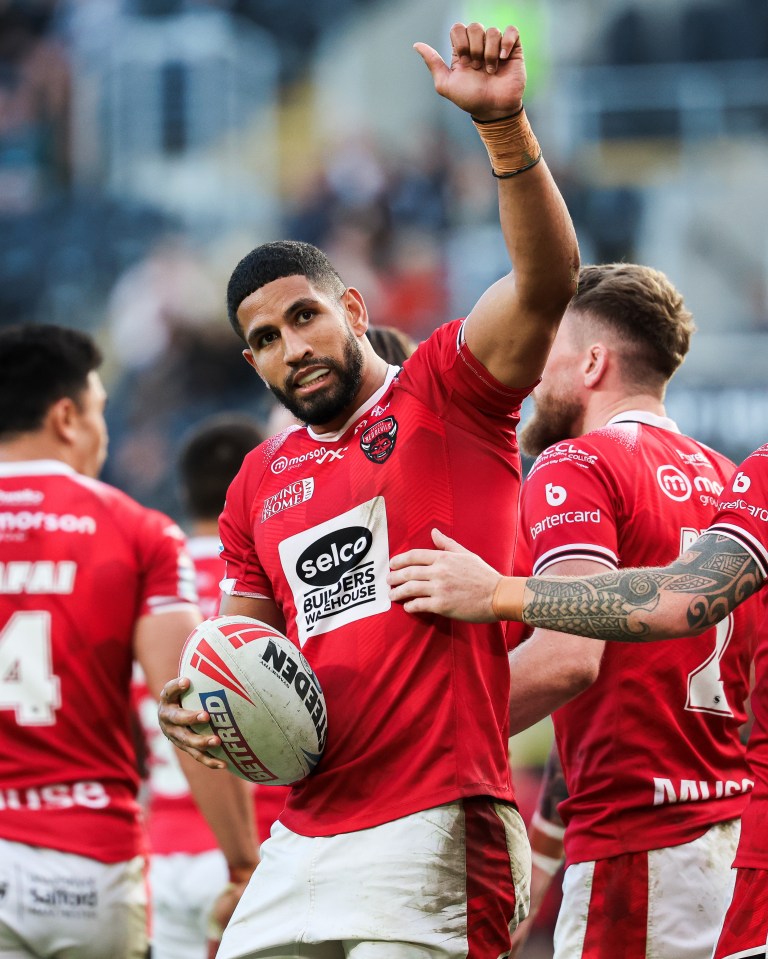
[
  {"x1": 585, "y1": 393, "x2": 667, "y2": 435},
  {"x1": 0, "y1": 434, "x2": 72, "y2": 468},
  {"x1": 310, "y1": 354, "x2": 390, "y2": 436}
]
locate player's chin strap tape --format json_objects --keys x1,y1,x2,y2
[
  {"x1": 491, "y1": 576, "x2": 526, "y2": 622},
  {"x1": 471, "y1": 106, "x2": 543, "y2": 179}
]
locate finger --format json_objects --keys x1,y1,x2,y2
[
  {"x1": 484, "y1": 26, "x2": 502, "y2": 73},
  {"x1": 389, "y1": 579, "x2": 435, "y2": 603},
  {"x1": 430, "y1": 528, "x2": 472, "y2": 554},
  {"x1": 159, "y1": 699, "x2": 209, "y2": 727},
  {"x1": 500, "y1": 25, "x2": 521, "y2": 60},
  {"x1": 159, "y1": 675, "x2": 188, "y2": 704},
  {"x1": 466, "y1": 21, "x2": 486, "y2": 70},
  {"x1": 403, "y1": 596, "x2": 440, "y2": 615},
  {"x1": 389, "y1": 548, "x2": 442, "y2": 570},
  {"x1": 413, "y1": 42, "x2": 450, "y2": 84},
  {"x1": 180, "y1": 742, "x2": 227, "y2": 770},
  {"x1": 449, "y1": 21, "x2": 471, "y2": 65},
  {"x1": 388, "y1": 565, "x2": 438, "y2": 588}
]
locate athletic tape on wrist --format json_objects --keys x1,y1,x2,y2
[
  {"x1": 491, "y1": 577, "x2": 526, "y2": 621},
  {"x1": 471, "y1": 107, "x2": 542, "y2": 178}
]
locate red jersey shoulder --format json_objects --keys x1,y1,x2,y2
[{"x1": 710, "y1": 444, "x2": 768, "y2": 576}]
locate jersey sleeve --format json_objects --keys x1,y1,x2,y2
[
  {"x1": 708, "y1": 443, "x2": 768, "y2": 580},
  {"x1": 218, "y1": 452, "x2": 275, "y2": 601},
  {"x1": 134, "y1": 508, "x2": 199, "y2": 616},
  {"x1": 398, "y1": 320, "x2": 536, "y2": 446},
  {"x1": 521, "y1": 439, "x2": 622, "y2": 575}
]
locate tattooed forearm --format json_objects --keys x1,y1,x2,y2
[{"x1": 521, "y1": 533, "x2": 763, "y2": 643}]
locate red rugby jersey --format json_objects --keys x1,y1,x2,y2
[
  {"x1": 519, "y1": 412, "x2": 758, "y2": 865},
  {"x1": 135, "y1": 536, "x2": 287, "y2": 852},
  {"x1": 0, "y1": 460, "x2": 197, "y2": 863},
  {"x1": 707, "y1": 443, "x2": 768, "y2": 868},
  {"x1": 220, "y1": 321, "x2": 532, "y2": 837}
]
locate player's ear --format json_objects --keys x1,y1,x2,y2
[
  {"x1": 342, "y1": 287, "x2": 368, "y2": 335},
  {"x1": 47, "y1": 396, "x2": 79, "y2": 446},
  {"x1": 583, "y1": 343, "x2": 608, "y2": 389},
  {"x1": 242, "y1": 349, "x2": 268, "y2": 386}
]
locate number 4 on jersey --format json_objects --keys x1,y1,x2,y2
[{"x1": 0, "y1": 611, "x2": 61, "y2": 725}]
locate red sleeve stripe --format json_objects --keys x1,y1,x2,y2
[
  {"x1": 707, "y1": 523, "x2": 768, "y2": 580},
  {"x1": 532, "y1": 544, "x2": 618, "y2": 576}
]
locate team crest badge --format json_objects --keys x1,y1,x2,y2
[{"x1": 360, "y1": 416, "x2": 398, "y2": 464}]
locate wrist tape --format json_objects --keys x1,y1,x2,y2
[{"x1": 472, "y1": 107, "x2": 542, "y2": 178}]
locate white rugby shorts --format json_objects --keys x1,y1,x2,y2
[
  {"x1": 0, "y1": 838, "x2": 148, "y2": 959},
  {"x1": 150, "y1": 849, "x2": 229, "y2": 959},
  {"x1": 218, "y1": 798, "x2": 531, "y2": 959},
  {"x1": 552, "y1": 818, "x2": 740, "y2": 959}
]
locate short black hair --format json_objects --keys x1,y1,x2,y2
[
  {"x1": 0, "y1": 324, "x2": 102, "y2": 441},
  {"x1": 178, "y1": 414, "x2": 265, "y2": 520},
  {"x1": 226, "y1": 240, "x2": 346, "y2": 340}
]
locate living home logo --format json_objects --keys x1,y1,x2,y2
[
  {"x1": 261, "y1": 478, "x2": 315, "y2": 523},
  {"x1": 657, "y1": 465, "x2": 692, "y2": 502}
]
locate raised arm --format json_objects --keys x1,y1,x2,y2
[{"x1": 416, "y1": 22, "x2": 579, "y2": 387}]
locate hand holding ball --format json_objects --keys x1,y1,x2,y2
[{"x1": 179, "y1": 616, "x2": 326, "y2": 786}]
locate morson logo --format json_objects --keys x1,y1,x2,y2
[{"x1": 297, "y1": 526, "x2": 373, "y2": 586}]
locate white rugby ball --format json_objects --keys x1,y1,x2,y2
[{"x1": 179, "y1": 616, "x2": 326, "y2": 786}]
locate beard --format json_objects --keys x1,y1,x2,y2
[
  {"x1": 269, "y1": 330, "x2": 365, "y2": 427},
  {"x1": 520, "y1": 391, "x2": 583, "y2": 458}
]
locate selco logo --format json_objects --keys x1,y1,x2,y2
[
  {"x1": 297, "y1": 526, "x2": 373, "y2": 586},
  {"x1": 270, "y1": 447, "x2": 346, "y2": 475}
]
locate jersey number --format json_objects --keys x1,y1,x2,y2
[
  {"x1": 0, "y1": 611, "x2": 61, "y2": 725},
  {"x1": 679, "y1": 528, "x2": 735, "y2": 718},
  {"x1": 686, "y1": 614, "x2": 735, "y2": 717}
]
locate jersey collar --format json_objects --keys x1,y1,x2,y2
[
  {"x1": 606, "y1": 409, "x2": 681, "y2": 433},
  {"x1": 306, "y1": 365, "x2": 400, "y2": 443},
  {"x1": 0, "y1": 459, "x2": 76, "y2": 477}
]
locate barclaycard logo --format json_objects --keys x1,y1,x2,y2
[{"x1": 199, "y1": 689, "x2": 278, "y2": 784}]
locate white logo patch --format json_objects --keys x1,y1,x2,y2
[
  {"x1": 657, "y1": 465, "x2": 692, "y2": 502},
  {"x1": 732, "y1": 472, "x2": 751, "y2": 494},
  {"x1": 279, "y1": 497, "x2": 391, "y2": 646},
  {"x1": 545, "y1": 483, "x2": 567, "y2": 507}
]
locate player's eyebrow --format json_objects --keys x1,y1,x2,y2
[{"x1": 246, "y1": 297, "x2": 323, "y2": 347}]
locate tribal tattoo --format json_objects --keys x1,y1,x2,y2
[{"x1": 522, "y1": 533, "x2": 763, "y2": 642}]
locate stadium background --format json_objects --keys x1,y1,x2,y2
[{"x1": 2, "y1": 0, "x2": 766, "y2": 953}]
